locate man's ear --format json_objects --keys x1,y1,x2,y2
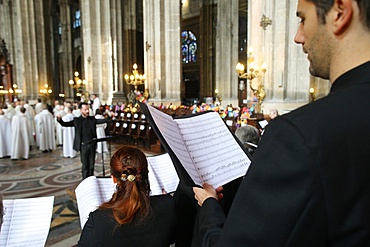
[{"x1": 332, "y1": 0, "x2": 353, "y2": 35}]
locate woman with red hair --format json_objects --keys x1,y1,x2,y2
[{"x1": 78, "y1": 146, "x2": 177, "y2": 246}]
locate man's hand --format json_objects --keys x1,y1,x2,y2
[{"x1": 193, "y1": 183, "x2": 224, "y2": 206}]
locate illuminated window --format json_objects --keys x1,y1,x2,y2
[
  {"x1": 73, "y1": 10, "x2": 81, "y2": 28},
  {"x1": 182, "y1": 30, "x2": 197, "y2": 63}
]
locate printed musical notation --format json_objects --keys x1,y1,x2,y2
[
  {"x1": 0, "y1": 196, "x2": 54, "y2": 247},
  {"x1": 147, "y1": 105, "x2": 251, "y2": 188},
  {"x1": 76, "y1": 176, "x2": 115, "y2": 228},
  {"x1": 148, "y1": 106, "x2": 197, "y2": 180},
  {"x1": 148, "y1": 153, "x2": 180, "y2": 196}
]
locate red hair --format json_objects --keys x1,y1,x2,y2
[{"x1": 99, "y1": 146, "x2": 150, "y2": 225}]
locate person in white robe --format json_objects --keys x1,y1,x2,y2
[
  {"x1": 72, "y1": 104, "x2": 81, "y2": 117},
  {"x1": 0, "y1": 110, "x2": 12, "y2": 158},
  {"x1": 62, "y1": 106, "x2": 76, "y2": 158},
  {"x1": 34, "y1": 105, "x2": 56, "y2": 152},
  {"x1": 4, "y1": 103, "x2": 15, "y2": 121},
  {"x1": 54, "y1": 104, "x2": 65, "y2": 146},
  {"x1": 64, "y1": 101, "x2": 72, "y2": 114},
  {"x1": 92, "y1": 94, "x2": 101, "y2": 115},
  {"x1": 35, "y1": 99, "x2": 43, "y2": 114},
  {"x1": 95, "y1": 109, "x2": 108, "y2": 153},
  {"x1": 24, "y1": 101, "x2": 36, "y2": 147},
  {"x1": 11, "y1": 107, "x2": 30, "y2": 159},
  {"x1": 14, "y1": 100, "x2": 22, "y2": 114}
]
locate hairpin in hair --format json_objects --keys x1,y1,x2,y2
[{"x1": 121, "y1": 174, "x2": 136, "y2": 182}]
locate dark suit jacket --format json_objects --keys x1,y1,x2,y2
[
  {"x1": 57, "y1": 115, "x2": 110, "y2": 151},
  {"x1": 197, "y1": 62, "x2": 370, "y2": 246},
  {"x1": 77, "y1": 195, "x2": 177, "y2": 247}
]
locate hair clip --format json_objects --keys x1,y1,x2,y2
[{"x1": 121, "y1": 174, "x2": 136, "y2": 182}]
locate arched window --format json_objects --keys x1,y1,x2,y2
[
  {"x1": 73, "y1": 9, "x2": 81, "y2": 28},
  {"x1": 182, "y1": 30, "x2": 197, "y2": 63}
]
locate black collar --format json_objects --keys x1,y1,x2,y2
[{"x1": 331, "y1": 60, "x2": 370, "y2": 93}]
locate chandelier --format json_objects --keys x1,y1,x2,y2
[
  {"x1": 69, "y1": 71, "x2": 86, "y2": 98},
  {"x1": 124, "y1": 63, "x2": 146, "y2": 91},
  {"x1": 236, "y1": 47, "x2": 267, "y2": 114}
]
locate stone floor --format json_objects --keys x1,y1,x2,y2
[{"x1": 0, "y1": 140, "x2": 163, "y2": 247}]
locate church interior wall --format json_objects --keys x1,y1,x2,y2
[{"x1": 0, "y1": 0, "x2": 330, "y2": 115}]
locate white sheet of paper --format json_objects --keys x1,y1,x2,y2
[
  {"x1": 148, "y1": 153, "x2": 179, "y2": 195},
  {"x1": 148, "y1": 105, "x2": 251, "y2": 188},
  {"x1": 175, "y1": 112, "x2": 250, "y2": 188},
  {"x1": 0, "y1": 196, "x2": 54, "y2": 247},
  {"x1": 258, "y1": 120, "x2": 269, "y2": 129},
  {"x1": 75, "y1": 176, "x2": 114, "y2": 228}
]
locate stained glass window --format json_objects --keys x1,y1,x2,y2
[
  {"x1": 73, "y1": 10, "x2": 81, "y2": 29},
  {"x1": 182, "y1": 30, "x2": 197, "y2": 63}
]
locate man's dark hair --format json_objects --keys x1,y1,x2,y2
[
  {"x1": 20, "y1": 107, "x2": 26, "y2": 114},
  {"x1": 79, "y1": 102, "x2": 88, "y2": 109},
  {"x1": 309, "y1": 0, "x2": 370, "y2": 29}
]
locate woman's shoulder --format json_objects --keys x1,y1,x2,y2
[
  {"x1": 150, "y1": 194, "x2": 174, "y2": 204},
  {"x1": 150, "y1": 194, "x2": 176, "y2": 212},
  {"x1": 89, "y1": 208, "x2": 115, "y2": 222}
]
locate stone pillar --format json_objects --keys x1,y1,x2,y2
[
  {"x1": 143, "y1": 0, "x2": 181, "y2": 104},
  {"x1": 215, "y1": 0, "x2": 239, "y2": 107},
  {"x1": 199, "y1": 2, "x2": 216, "y2": 100},
  {"x1": 99, "y1": 0, "x2": 113, "y2": 102},
  {"x1": 59, "y1": 0, "x2": 74, "y2": 100},
  {"x1": 80, "y1": 0, "x2": 112, "y2": 104}
]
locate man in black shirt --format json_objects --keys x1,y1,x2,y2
[{"x1": 57, "y1": 102, "x2": 111, "y2": 179}]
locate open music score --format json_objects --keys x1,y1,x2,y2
[
  {"x1": 0, "y1": 196, "x2": 54, "y2": 247},
  {"x1": 146, "y1": 104, "x2": 251, "y2": 188}
]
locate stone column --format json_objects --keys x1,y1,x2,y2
[
  {"x1": 99, "y1": 0, "x2": 113, "y2": 102},
  {"x1": 59, "y1": 0, "x2": 74, "y2": 100},
  {"x1": 143, "y1": 0, "x2": 181, "y2": 104},
  {"x1": 215, "y1": 0, "x2": 239, "y2": 107}
]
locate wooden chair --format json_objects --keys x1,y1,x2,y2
[
  {"x1": 129, "y1": 122, "x2": 139, "y2": 142},
  {"x1": 134, "y1": 122, "x2": 157, "y2": 149},
  {"x1": 119, "y1": 120, "x2": 132, "y2": 143}
]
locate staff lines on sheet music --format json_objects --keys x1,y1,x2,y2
[
  {"x1": 203, "y1": 169, "x2": 245, "y2": 184},
  {"x1": 181, "y1": 129, "x2": 229, "y2": 142},
  {"x1": 178, "y1": 123, "x2": 225, "y2": 136},
  {"x1": 192, "y1": 149, "x2": 248, "y2": 169},
  {"x1": 159, "y1": 130, "x2": 184, "y2": 146},
  {"x1": 5, "y1": 240, "x2": 45, "y2": 245},
  {"x1": 150, "y1": 109, "x2": 185, "y2": 146},
  {"x1": 174, "y1": 150, "x2": 194, "y2": 162},
  {"x1": 190, "y1": 140, "x2": 243, "y2": 163},
  {"x1": 200, "y1": 161, "x2": 248, "y2": 180},
  {"x1": 148, "y1": 154, "x2": 180, "y2": 195},
  {"x1": 6, "y1": 227, "x2": 47, "y2": 234},
  {"x1": 184, "y1": 132, "x2": 231, "y2": 149}
]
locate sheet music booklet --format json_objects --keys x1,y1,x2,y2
[
  {"x1": 139, "y1": 102, "x2": 252, "y2": 188},
  {"x1": 0, "y1": 196, "x2": 54, "y2": 247},
  {"x1": 75, "y1": 153, "x2": 179, "y2": 228}
]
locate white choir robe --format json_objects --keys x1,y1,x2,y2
[
  {"x1": 0, "y1": 115, "x2": 12, "y2": 157},
  {"x1": 24, "y1": 103, "x2": 36, "y2": 146},
  {"x1": 35, "y1": 102, "x2": 43, "y2": 114},
  {"x1": 4, "y1": 105, "x2": 15, "y2": 121},
  {"x1": 11, "y1": 113, "x2": 30, "y2": 159},
  {"x1": 35, "y1": 109, "x2": 56, "y2": 151},
  {"x1": 72, "y1": 109, "x2": 81, "y2": 117},
  {"x1": 62, "y1": 113, "x2": 76, "y2": 158},
  {"x1": 95, "y1": 114, "x2": 108, "y2": 153},
  {"x1": 54, "y1": 109, "x2": 66, "y2": 146}
]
